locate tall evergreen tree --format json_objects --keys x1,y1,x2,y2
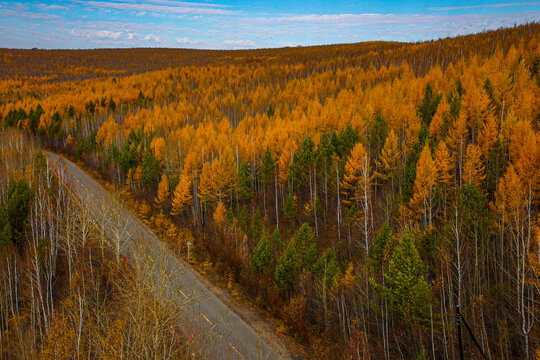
[
  {"x1": 236, "y1": 160, "x2": 254, "y2": 201},
  {"x1": 142, "y1": 149, "x2": 160, "y2": 188}
]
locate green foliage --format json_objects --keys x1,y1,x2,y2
[
  {"x1": 383, "y1": 230, "x2": 432, "y2": 325},
  {"x1": 235, "y1": 205, "x2": 249, "y2": 233},
  {"x1": 483, "y1": 78, "x2": 494, "y2": 101},
  {"x1": 294, "y1": 223, "x2": 318, "y2": 270},
  {"x1": 417, "y1": 226, "x2": 440, "y2": 277},
  {"x1": 108, "y1": 98, "x2": 116, "y2": 112},
  {"x1": 28, "y1": 105, "x2": 44, "y2": 132},
  {"x1": 485, "y1": 138, "x2": 507, "y2": 198},
  {"x1": 459, "y1": 184, "x2": 490, "y2": 252},
  {"x1": 266, "y1": 104, "x2": 274, "y2": 117},
  {"x1": 315, "y1": 248, "x2": 339, "y2": 290},
  {"x1": 417, "y1": 82, "x2": 442, "y2": 126},
  {"x1": 4, "y1": 108, "x2": 27, "y2": 128},
  {"x1": 289, "y1": 135, "x2": 315, "y2": 185},
  {"x1": 67, "y1": 105, "x2": 75, "y2": 118},
  {"x1": 448, "y1": 85, "x2": 462, "y2": 120},
  {"x1": 236, "y1": 160, "x2": 254, "y2": 201},
  {"x1": 269, "y1": 227, "x2": 283, "y2": 256},
  {"x1": 135, "y1": 90, "x2": 153, "y2": 107},
  {"x1": 75, "y1": 129, "x2": 98, "y2": 159},
  {"x1": 416, "y1": 348, "x2": 428, "y2": 360},
  {"x1": 141, "y1": 149, "x2": 160, "y2": 188},
  {"x1": 258, "y1": 147, "x2": 275, "y2": 187},
  {"x1": 331, "y1": 124, "x2": 359, "y2": 158},
  {"x1": 0, "y1": 206, "x2": 12, "y2": 247},
  {"x1": 6, "y1": 179, "x2": 32, "y2": 247},
  {"x1": 274, "y1": 223, "x2": 318, "y2": 292},
  {"x1": 403, "y1": 123, "x2": 429, "y2": 201},
  {"x1": 248, "y1": 208, "x2": 264, "y2": 240},
  {"x1": 316, "y1": 133, "x2": 335, "y2": 167},
  {"x1": 283, "y1": 192, "x2": 296, "y2": 222},
  {"x1": 47, "y1": 111, "x2": 62, "y2": 137},
  {"x1": 32, "y1": 150, "x2": 47, "y2": 181},
  {"x1": 368, "y1": 112, "x2": 388, "y2": 157},
  {"x1": 85, "y1": 100, "x2": 96, "y2": 114},
  {"x1": 118, "y1": 130, "x2": 143, "y2": 175},
  {"x1": 275, "y1": 237, "x2": 300, "y2": 291},
  {"x1": 368, "y1": 223, "x2": 393, "y2": 274},
  {"x1": 249, "y1": 231, "x2": 273, "y2": 274}
]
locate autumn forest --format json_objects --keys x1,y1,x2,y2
[{"x1": 1, "y1": 23, "x2": 539, "y2": 359}]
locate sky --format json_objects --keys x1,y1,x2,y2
[{"x1": 0, "y1": 1, "x2": 539, "y2": 49}]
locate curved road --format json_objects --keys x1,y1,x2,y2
[{"x1": 48, "y1": 152, "x2": 290, "y2": 360}]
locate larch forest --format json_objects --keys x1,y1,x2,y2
[{"x1": 0, "y1": 22, "x2": 539, "y2": 360}]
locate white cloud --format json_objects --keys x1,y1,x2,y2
[
  {"x1": 78, "y1": 0, "x2": 239, "y2": 16},
  {"x1": 224, "y1": 39, "x2": 255, "y2": 47},
  {"x1": 176, "y1": 37, "x2": 202, "y2": 45},
  {"x1": 127, "y1": 32, "x2": 138, "y2": 40},
  {"x1": 69, "y1": 28, "x2": 123, "y2": 40},
  {"x1": 430, "y1": 2, "x2": 540, "y2": 11},
  {"x1": 36, "y1": 3, "x2": 67, "y2": 11},
  {"x1": 144, "y1": 33, "x2": 161, "y2": 42}
]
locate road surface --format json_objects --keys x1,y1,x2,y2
[{"x1": 48, "y1": 152, "x2": 290, "y2": 360}]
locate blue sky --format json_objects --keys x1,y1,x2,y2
[{"x1": 0, "y1": 1, "x2": 539, "y2": 49}]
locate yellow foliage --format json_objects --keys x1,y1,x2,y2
[
  {"x1": 213, "y1": 201, "x2": 227, "y2": 229},
  {"x1": 150, "y1": 136, "x2": 166, "y2": 162},
  {"x1": 154, "y1": 172, "x2": 170, "y2": 207},
  {"x1": 171, "y1": 171, "x2": 192, "y2": 215},
  {"x1": 410, "y1": 144, "x2": 437, "y2": 225},
  {"x1": 434, "y1": 140, "x2": 454, "y2": 186},
  {"x1": 375, "y1": 129, "x2": 400, "y2": 182},
  {"x1": 462, "y1": 144, "x2": 485, "y2": 188},
  {"x1": 341, "y1": 142, "x2": 372, "y2": 207}
]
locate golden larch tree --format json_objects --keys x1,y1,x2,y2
[
  {"x1": 410, "y1": 143, "x2": 437, "y2": 227},
  {"x1": 198, "y1": 161, "x2": 216, "y2": 207},
  {"x1": 375, "y1": 130, "x2": 400, "y2": 183},
  {"x1": 171, "y1": 172, "x2": 192, "y2": 216},
  {"x1": 434, "y1": 140, "x2": 454, "y2": 186},
  {"x1": 462, "y1": 144, "x2": 485, "y2": 188},
  {"x1": 341, "y1": 142, "x2": 373, "y2": 252},
  {"x1": 155, "y1": 172, "x2": 170, "y2": 207}
]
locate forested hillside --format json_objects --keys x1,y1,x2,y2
[
  {"x1": 0, "y1": 130, "x2": 194, "y2": 359},
  {"x1": 1, "y1": 23, "x2": 539, "y2": 359}
]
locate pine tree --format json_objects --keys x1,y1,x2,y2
[
  {"x1": 275, "y1": 238, "x2": 300, "y2": 291},
  {"x1": 294, "y1": 223, "x2": 318, "y2": 270},
  {"x1": 142, "y1": 149, "x2": 160, "y2": 188},
  {"x1": 384, "y1": 230, "x2": 431, "y2": 325},
  {"x1": 417, "y1": 82, "x2": 442, "y2": 126},
  {"x1": 259, "y1": 147, "x2": 275, "y2": 187},
  {"x1": 269, "y1": 227, "x2": 283, "y2": 258},
  {"x1": 171, "y1": 172, "x2": 192, "y2": 216},
  {"x1": 315, "y1": 248, "x2": 339, "y2": 290},
  {"x1": 236, "y1": 160, "x2": 254, "y2": 201},
  {"x1": 368, "y1": 223, "x2": 393, "y2": 274},
  {"x1": 0, "y1": 206, "x2": 12, "y2": 246},
  {"x1": 250, "y1": 231, "x2": 273, "y2": 274},
  {"x1": 7, "y1": 179, "x2": 32, "y2": 247},
  {"x1": 368, "y1": 112, "x2": 388, "y2": 157}
]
